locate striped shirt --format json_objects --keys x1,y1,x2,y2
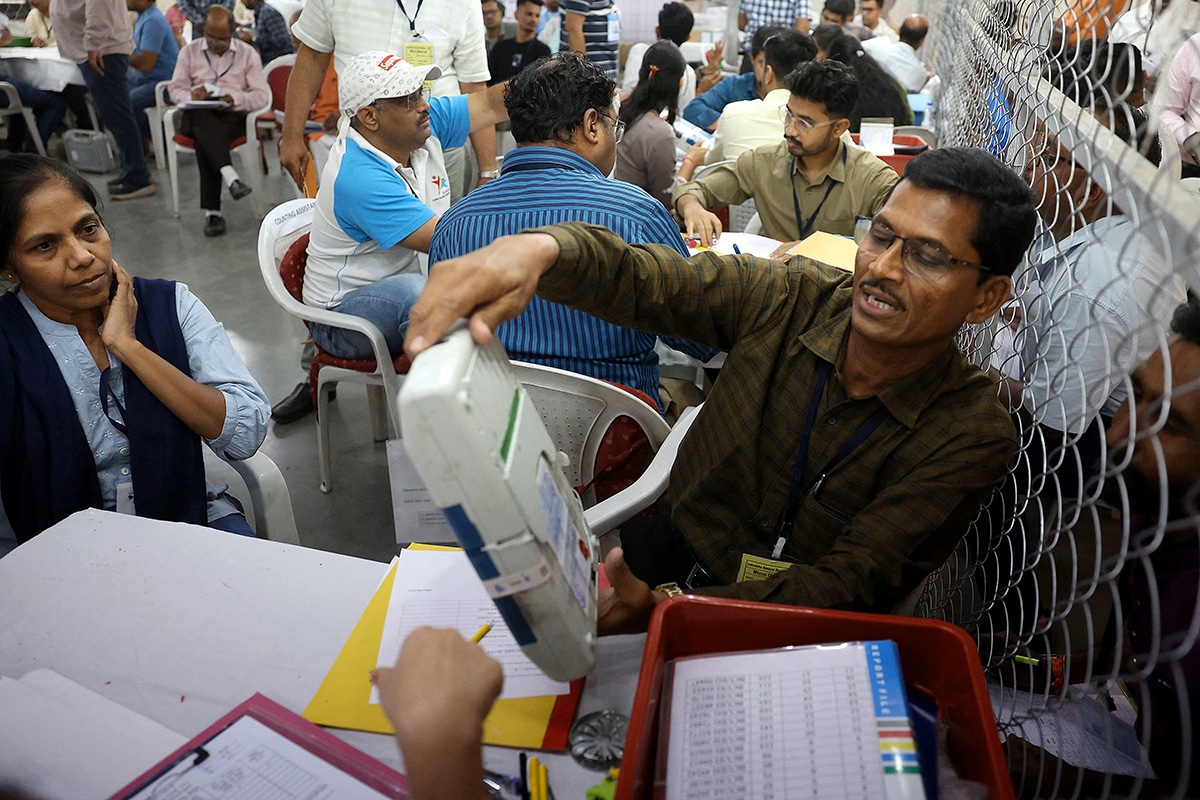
[
  {"x1": 429, "y1": 146, "x2": 713, "y2": 400},
  {"x1": 559, "y1": 0, "x2": 618, "y2": 78},
  {"x1": 535, "y1": 222, "x2": 1018, "y2": 613}
]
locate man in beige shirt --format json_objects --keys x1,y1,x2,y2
[
  {"x1": 701, "y1": 29, "x2": 816, "y2": 165},
  {"x1": 675, "y1": 59, "x2": 896, "y2": 257}
]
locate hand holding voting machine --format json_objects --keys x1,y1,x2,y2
[{"x1": 399, "y1": 327, "x2": 599, "y2": 683}]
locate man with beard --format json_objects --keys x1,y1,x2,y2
[
  {"x1": 1104, "y1": 298, "x2": 1200, "y2": 796},
  {"x1": 673, "y1": 59, "x2": 896, "y2": 258}
]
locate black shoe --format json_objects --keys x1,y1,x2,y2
[
  {"x1": 204, "y1": 214, "x2": 226, "y2": 237},
  {"x1": 109, "y1": 181, "x2": 155, "y2": 200},
  {"x1": 229, "y1": 179, "x2": 252, "y2": 200},
  {"x1": 271, "y1": 382, "x2": 314, "y2": 423},
  {"x1": 107, "y1": 177, "x2": 123, "y2": 189}
]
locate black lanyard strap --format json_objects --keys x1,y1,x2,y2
[
  {"x1": 791, "y1": 146, "x2": 846, "y2": 241},
  {"x1": 395, "y1": 0, "x2": 425, "y2": 34},
  {"x1": 202, "y1": 50, "x2": 234, "y2": 83},
  {"x1": 772, "y1": 359, "x2": 890, "y2": 558},
  {"x1": 99, "y1": 367, "x2": 129, "y2": 436}
]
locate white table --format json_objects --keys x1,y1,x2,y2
[
  {"x1": 0, "y1": 46, "x2": 84, "y2": 92},
  {"x1": 0, "y1": 510, "x2": 644, "y2": 798}
]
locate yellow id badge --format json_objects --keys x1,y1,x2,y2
[
  {"x1": 737, "y1": 553, "x2": 792, "y2": 582},
  {"x1": 403, "y1": 41, "x2": 435, "y2": 91}
]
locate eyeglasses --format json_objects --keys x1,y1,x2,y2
[
  {"x1": 599, "y1": 111, "x2": 625, "y2": 144},
  {"x1": 857, "y1": 217, "x2": 993, "y2": 279},
  {"x1": 778, "y1": 105, "x2": 840, "y2": 132},
  {"x1": 375, "y1": 87, "x2": 431, "y2": 112}
]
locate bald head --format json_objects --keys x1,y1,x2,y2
[
  {"x1": 204, "y1": 5, "x2": 234, "y2": 54},
  {"x1": 899, "y1": 14, "x2": 929, "y2": 48}
]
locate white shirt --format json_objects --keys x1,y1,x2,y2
[
  {"x1": 621, "y1": 41, "x2": 696, "y2": 113},
  {"x1": 291, "y1": 0, "x2": 490, "y2": 95},
  {"x1": 853, "y1": 14, "x2": 899, "y2": 44},
  {"x1": 868, "y1": 40, "x2": 928, "y2": 93},
  {"x1": 1019, "y1": 216, "x2": 1187, "y2": 434},
  {"x1": 706, "y1": 86, "x2": 789, "y2": 163}
]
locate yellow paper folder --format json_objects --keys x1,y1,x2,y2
[
  {"x1": 787, "y1": 231, "x2": 859, "y2": 272},
  {"x1": 303, "y1": 547, "x2": 582, "y2": 750}
]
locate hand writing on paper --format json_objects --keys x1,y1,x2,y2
[
  {"x1": 374, "y1": 628, "x2": 503, "y2": 800},
  {"x1": 597, "y1": 548, "x2": 662, "y2": 636}
]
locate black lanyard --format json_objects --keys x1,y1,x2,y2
[
  {"x1": 395, "y1": 0, "x2": 425, "y2": 35},
  {"x1": 772, "y1": 360, "x2": 890, "y2": 558},
  {"x1": 791, "y1": 146, "x2": 846, "y2": 241},
  {"x1": 99, "y1": 367, "x2": 128, "y2": 436},
  {"x1": 203, "y1": 50, "x2": 234, "y2": 83}
]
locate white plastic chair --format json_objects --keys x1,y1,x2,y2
[
  {"x1": 145, "y1": 80, "x2": 170, "y2": 170},
  {"x1": 894, "y1": 125, "x2": 938, "y2": 148},
  {"x1": 163, "y1": 91, "x2": 273, "y2": 218},
  {"x1": 508, "y1": 361, "x2": 671, "y2": 497},
  {"x1": 0, "y1": 81, "x2": 46, "y2": 156},
  {"x1": 584, "y1": 403, "x2": 701, "y2": 536},
  {"x1": 228, "y1": 451, "x2": 300, "y2": 543},
  {"x1": 257, "y1": 198, "x2": 404, "y2": 493}
]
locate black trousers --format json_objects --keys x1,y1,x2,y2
[
  {"x1": 618, "y1": 514, "x2": 718, "y2": 589},
  {"x1": 179, "y1": 109, "x2": 247, "y2": 211}
]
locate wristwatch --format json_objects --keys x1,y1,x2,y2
[
  {"x1": 655, "y1": 582, "x2": 684, "y2": 598},
  {"x1": 478, "y1": 169, "x2": 500, "y2": 179}
]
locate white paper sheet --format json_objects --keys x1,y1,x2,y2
[
  {"x1": 989, "y1": 682, "x2": 1153, "y2": 777},
  {"x1": 386, "y1": 439, "x2": 456, "y2": 545},
  {"x1": 126, "y1": 716, "x2": 391, "y2": 799},
  {"x1": 689, "y1": 232, "x2": 783, "y2": 259},
  {"x1": 372, "y1": 549, "x2": 570, "y2": 702},
  {"x1": 0, "y1": 669, "x2": 186, "y2": 800}
]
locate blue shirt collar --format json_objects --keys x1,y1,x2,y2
[{"x1": 499, "y1": 146, "x2": 606, "y2": 178}]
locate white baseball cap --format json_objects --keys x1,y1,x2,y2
[{"x1": 339, "y1": 51, "x2": 443, "y2": 118}]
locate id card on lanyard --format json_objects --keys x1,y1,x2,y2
[
  {"x1": 396, "y1": 0, "x2": 435, "y2": 92},
  {"x1": 738, "y1": 360, "x2": 890, "y2": 581}
]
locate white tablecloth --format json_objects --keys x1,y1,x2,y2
[
  {"x1": 0, "y1": 510, "x2": 644, "y2": 798},
  {"x1": 0, "y1": 46, "x2": 84, "y2": 92}
]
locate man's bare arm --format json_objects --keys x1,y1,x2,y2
[{"x1": 280, "y1": 43, "x2": 333, "y2": 190}]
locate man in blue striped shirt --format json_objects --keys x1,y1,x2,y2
[{"x1": 430, "y1": 52, "x2": 712, "y2": 403}]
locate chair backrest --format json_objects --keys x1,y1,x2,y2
[
  {"x1": 263, "y1": 54, "x2": 296, "y2": 113},
  {"x1": 258, "y1": 198, "x2": 317, "y2": 316},
  {"x1": 0, "y1": 82, "x2": 23, "y2": 115},
  {"x1": 280, "y1": 234, "x2": 309, "y2": 302},
  {"x1": 508, "y1": 361, "x2": 670, "y2": 496},
  {"x1": 894, "y1": 125, "x2": 938, "y2": 148}
]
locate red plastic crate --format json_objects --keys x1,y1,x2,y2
[{"x1": 616, "y1": 595, "x2": 1012, "y2": 800}]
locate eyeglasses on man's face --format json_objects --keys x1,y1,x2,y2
[
  {"x1": 857, "y1": 217, "x2": 993, "y2": 280},
  {"x1": 376, "y1": 87, "x2": 432, "y2": 112},
  {"x1": 599, "y1": 111, "x2": 625, "y2": 144},
  {"x1": 778, "y1": 105, "x2": 840, "y2": 133}
]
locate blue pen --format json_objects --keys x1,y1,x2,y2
[{"x1": 732, "y1": 244, "x2": 742, "y2": 254}]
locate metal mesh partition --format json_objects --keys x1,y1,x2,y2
[{"x1": 913, "y1": 0, "x2": 1200, "y2": 797}]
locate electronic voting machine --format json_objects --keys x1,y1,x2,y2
[{"x1": 399, "y1": 328, "x2": 598, "y2": 682}]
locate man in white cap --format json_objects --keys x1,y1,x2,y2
[{"x1": 300, "y1": 51, "x2": 508, "y2": 362}]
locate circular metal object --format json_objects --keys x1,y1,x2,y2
[{"x1": 567, "y1": 709, "x2": 630, "y2": 771}]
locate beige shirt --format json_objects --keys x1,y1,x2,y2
[
  {"x1": 50, "y1": 0, "x2": 133, "y2": 63},
  {"x1": 707, "y1": 87, "x2": 789, "y2": 164},
  {"x1": 674, "y1": 138, "x2": 898, "y2": 241},
  {"x1": 854, "y1": 14, "x2": 900, "y2": 44},
  {"x1": 24, "y1": 8, "x2": 53, "y2": 44}
]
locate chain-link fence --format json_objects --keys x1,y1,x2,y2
[{"x1": 913, "y1": 0, "x2": 1200, "y2": 797}]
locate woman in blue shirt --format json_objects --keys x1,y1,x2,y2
[{"x1": 0, "y1": 155, "x2": 270, "y2": 553}]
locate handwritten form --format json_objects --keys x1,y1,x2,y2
[
  {"x1": 127, "y1": 716, "x2": 389, "y2": 800},
  {"x1": 373, "y1": 550, "x2": 570, "y2": 701},
  {"x1": 665, "y1": 644, "x2": 925, "y2": 800}
]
